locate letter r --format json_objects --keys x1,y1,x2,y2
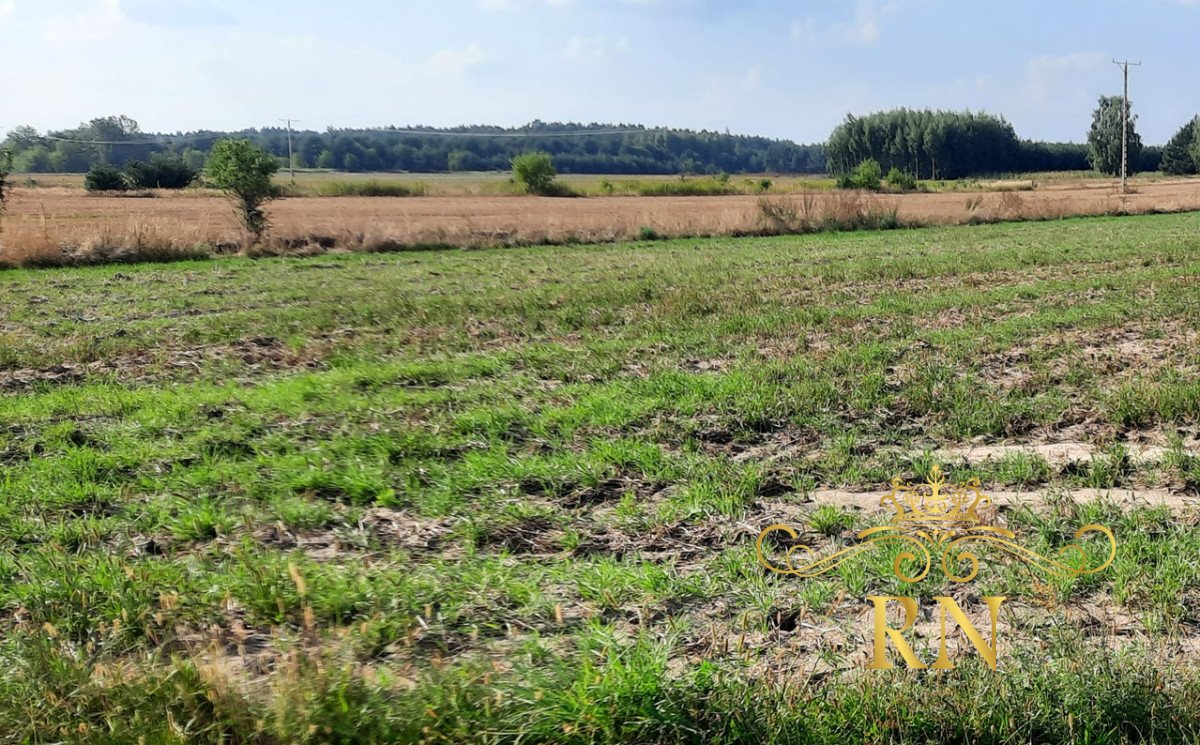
[{"x1": 866, "y1": 596, "x2": 926, "y2": 670}]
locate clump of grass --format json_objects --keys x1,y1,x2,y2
[
  {"x1": 313, "y1": 180, "x2": 429, "y2": 197},
  {"x1": 636, "y1": 178, "x2": 739, "y2": 197},
  {"x1": 809, "y1": 504, "x2": 859, "y2": 537},
  {"x1": 638, "y1": 225, "x2": 662, "y2": 241},
  {"x1": 757, "y1": 191, "x2": 904, "y2": 235}
]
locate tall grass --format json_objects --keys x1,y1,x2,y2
[
  {"x1": 312, "y1": 180, "x2": 429, "y2": 197},
  {"x1": 633, "y1": 178, "x2": 741, "y2": 197},
  {"x1": 757, "y1": 191, "x2": 902, "y2": 234}
]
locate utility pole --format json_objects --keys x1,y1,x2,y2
[
  {"x1": 280, "y1": 118, "x2": 300, "y2": 183},
  {"x1": 1112, "y1": 59, "x2": 1140, "y2": 194}
]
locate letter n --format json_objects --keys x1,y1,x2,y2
[
  {"x1": 866, "y1": 596, "x2": 926, "y2": 670},
  {"x1": 932, "y1": 596, "x2": 1006, "y2": 670}
]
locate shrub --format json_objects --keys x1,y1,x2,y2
[
  {"x1": 125, "y1": 153, "x2": 199, "y2": 189},
  {"x1": 205, "y1": 139, "x2": 280, "y2": 242},
  {"x1": 84, "y1": 164, "x2": 129, "y2": 192},
  {"x1": 757, "y1": 178, "x2": 774, "y2": 193},
  {"x1": 837, "y1": 159, "x2": 883, "y2": 191},
  {"x1": 638, "y1": 226, "x2": 662, "y2": 241},
  {"x1": 885, "y1": 167, "x2": 917, "y2": 192},
  {"x1": 511, "y1": 152, "x2": 558, "y2": 195}
]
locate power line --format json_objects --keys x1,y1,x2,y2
[
  {"x1": 31, "y1": 133, "x2": 227, "y2": 147},
  {"x1": 1113, "y1": 58, "x2": 1141, "y2": 194}
]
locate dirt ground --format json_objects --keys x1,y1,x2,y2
[{"x1": 4, "y1": 176, "x2": 1200, "y2": 258}]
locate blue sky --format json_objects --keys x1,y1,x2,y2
[{"x1": 2, "y1": 0, "x2": 1197, "y2": 144}]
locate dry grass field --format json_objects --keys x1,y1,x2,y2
[{"x1": 3, "y1": 173, "x2": 1200, "y2": 268}]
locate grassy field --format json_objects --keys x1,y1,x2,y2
[{"x1": 3, "y1": 213, "x2": 1200, "y2": 742}]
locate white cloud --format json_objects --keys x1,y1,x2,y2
[
  {"x1": 790, "y1": 19, "x2": 816, "y2": 44},
  {"x1": 840, "y1": 0, "x2": 900, "y2": 45},
  {"x1": 792, "y1": 0, "x2": 899, "y2": 49},
  {"x1": 423, "y1": 44, "x2": 486, "y2": 77},
  {"x1": 562, "y1": 34, "x2": 629, "y2": 60},
  {"x1": 1024, "y1": 52, "x2": 1106, "y2": 102},
  {"x1": 745, "y1": 65, "x2": 763, "y2": 91},
  {"x1": 0, "y1": 1, "x2": 15, "y2": 20},
  {"x1": 44, "y1": 0, "x2": 132, "y2": 43},
  {"x1": 480, "y1": 0, "x2": 578, "y2": 8}
]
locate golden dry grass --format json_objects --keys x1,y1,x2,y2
[{"x1": 3, "y1": 175, "x2": 1200, "y2": 267}]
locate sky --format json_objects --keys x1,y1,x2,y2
[{"x1": 2, "y1": 0, "x2": 1198, "y2": 144}]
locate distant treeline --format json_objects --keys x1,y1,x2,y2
[
  {"x1": 2, "y1": 117, "x2": 826, "y2": 176},
  {"x1": 1, "y1": 113, "x2": 1169, "y2": 178},
  {"x1": 826, "y1": 109, "x2": 1161, "y2": 179}
]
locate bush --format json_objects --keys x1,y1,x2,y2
[
  {"x1": 837, "y1": 159, "x2": 882, "y2": 191},
  {"x1": 885, "y1": 167, "x2": 917, "y2": 192},
  {"x1": 205, "y1": 139, "x2": 280, "y2": 242},
  {"x1": 511, "y1": 152, "x2": 559, "y2": 195},
  {"x1": 84, "y1": 164, "x2": 129, "y2": 192},
  {"x1": 125, "y1": 153, "x2": 199, "y2": 189}
]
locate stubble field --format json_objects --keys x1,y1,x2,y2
[{"x1": 2, "y1": 210, "x2": 1200, "y2": 741}]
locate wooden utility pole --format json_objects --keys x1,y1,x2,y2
[
  {"x1": 1112, "y1": 59, "x2": 1140, "y2": 194},
  {"x1": 280, "y1": 118, "x2": 300, "y2": 183}
]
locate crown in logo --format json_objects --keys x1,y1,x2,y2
[{"x1": 881, "y1": 465, "x2": 989, "y2": 527}]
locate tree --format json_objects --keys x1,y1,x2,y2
[
  {"x1": 0, "y1": 119, "x2": 825, "y2": 176},
  {"x1": 181, "y1": 148, "x2": 208, "y2": 173},
  {"x1": 511, "y1": 151, "x2": 558, "y2": 195},
  {"x1": 826, "y1": 109, "x2": 1020, "y2": 179},
  {"x1": 125, "y1": 152, "x2": 199, "y2": 189},
  {"x1": 1087, "y1": 95, "x2": 1142, "y2": 177},
  {"x1": 205, "y1": 139, "x2": 279, "y2": 242},
  {"x1": 86, "y1": 115, "x2": 143, "y2": 165},
  {"x1": 84, "y1": 163, "x2": 129, "y2": 192}
]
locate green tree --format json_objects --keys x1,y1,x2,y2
[
  {"x1": 511, "y1": 151, "x2": 558, "y2": 195},
  {"x1": 14, "y1": 145, "x2": 53, "y2": 173},
  {"x1": 85, "y1": 115, "x2": 143, "y2": 165},
  {"x1": 125, "y1": 153, "x2": 199, "y2": 189},
  {"x1": 1087, "y1": 95, "x2": 1142, "y2": 176},
  {"x1": 84, "y1": 163, "x2": 129, "y2": 192},
  {"x1": 205, "y1": 139, "x2": 279, "y2": 242},
  {"x1": 1160, "y1": 118, "x2": 1197, "y2": 175},
  {"x1": 181, "y1": 148, "x2": 208, "y2": 173}
]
